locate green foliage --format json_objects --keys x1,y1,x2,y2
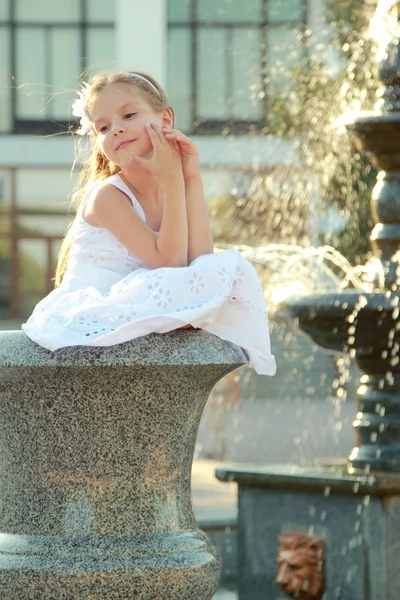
[{"x1": 265, "y1": 0, "x2": 381, "y2": 263}]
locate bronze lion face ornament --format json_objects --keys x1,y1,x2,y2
[{"x1": 276, "y1": 532, "x2": 325, "y2": 600}]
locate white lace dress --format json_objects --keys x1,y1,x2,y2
[{"x1": 22, "y1": 174, "x2": 276, "y2": 376}]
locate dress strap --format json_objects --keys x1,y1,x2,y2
[
  {"x1": 104, "y1": 174, "x2": 147, "y2": 222},
  {"x1": 80, "y1": 174, "x2": 147, "y2": 223}
]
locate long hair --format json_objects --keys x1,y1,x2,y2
[{"x1": 54, "y1": 71, "x2": 173, "y2": 287}]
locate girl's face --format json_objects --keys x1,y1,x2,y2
[{"x1": 89, "y1": 83, "x2": 172, "y2": 168}]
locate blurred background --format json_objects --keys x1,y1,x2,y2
[
  {"x1": 0, "y1": 0, "x2": 381, "y2": 464},
  {"x1": 1, "y1": 0, "x2": 375, "y2": 319}
]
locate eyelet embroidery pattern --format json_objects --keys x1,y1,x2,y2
[
  {"x1": 32, "y1": 195, "x2": 272, "y2": 359},
  {"x1": 90, "y1": 256, "x2": 107, "y2": 266},
  {"x1": 218, "y1": 268, "x2": 233, "y2": 283},
  {"x1": 233, "y1": 265, "x2": 245, "y2": 285},
  {"x1": 63, "y1": 254, "x2": 268, "y2": 338},
  {"x1": 146, "y1": 274, "x2": 163, "y2": 292},
  {"x1": 189, "y1": 272, "x2": 206, "y2": 295},
  {"x1": 153, "y1": 288, "x2": 173, "y2": 309}
]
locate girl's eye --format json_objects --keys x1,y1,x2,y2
[
  {"x1": 125, "y1": 112, "x2": 137, "y2": 119},
  {"x1": 99, "y1": 125, "x2": 109, "y2": 133}
]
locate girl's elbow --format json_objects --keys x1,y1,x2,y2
[
  {"x1": 163, "y1": 252, "x2": 188, "y2": 268},
  {"x1": 169, "y1": 257, "x2": 188, "y2": 268},
  {"x1": 188, "y1": 244, "x2": 214, "y2": 265}
]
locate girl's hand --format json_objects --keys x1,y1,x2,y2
[
  {"x1": 132, "y1": 123, "x2": 182, "y2": 180},
  {"x1": 162, "y1": 127, "x2": 201, "y2": 181}
]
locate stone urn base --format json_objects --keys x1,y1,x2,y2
[
  {"x1": 0, "y1": 530, "x2": 220, "y2": 599},
  {"x1": 0, "y1": 330, "x2": 246, "y2": 599}
]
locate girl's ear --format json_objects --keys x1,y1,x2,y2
[{"x1": 161, "y1": 108, "x2": 174, "y2": 128}]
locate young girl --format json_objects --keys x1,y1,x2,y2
[{"x1": 22, "y1": 71, "x2": 276, "y2": 376}]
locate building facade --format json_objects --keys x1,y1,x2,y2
[{"x1": 0, "y1": 0, "x2": 334, "y2": 319}]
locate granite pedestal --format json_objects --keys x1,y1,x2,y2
[{"x1": 0, "y1": 329, "x2": 246, "y2": 599}]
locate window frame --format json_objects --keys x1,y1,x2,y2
[
  {"x1": 5, "y1": 0, "x2": 114, "y2": 135},
  {"x1": 168, "y1": 0, "x2": 309, "y2": 135}
]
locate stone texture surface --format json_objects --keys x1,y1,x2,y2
[
  {"x1": 216, "y1": 464, "x2": 400, "y2": 600},
  {"x1": 0, "y1": 329, "x2": 246, "y2": 599}
]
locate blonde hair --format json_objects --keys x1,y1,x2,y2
[{"x1": 54, "y1": 71, "x2": 173, "y2": 287}]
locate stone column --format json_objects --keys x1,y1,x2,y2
[
  {"x1": 0, "y1": 329, "x2": 246, "y2": 599},
  {"x1": 115, "y1": 0, "x2": 167, "y2": 86}
]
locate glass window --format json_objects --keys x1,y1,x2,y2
[
  {"x1": 197, "y1": 0, "x2": 261, "y2": 23},
  {"x1": 85, "y1": 27, "x2": 116, "y2": 77},
  {"x1": 0, "y1": 169, "x2": 11, "y2": 277},
  {"x1": 18, "y1": 215, "x2": 71, "y2": 236},
  {"x1": 267, "y1": 25, "x2": 305, "y2": 94},
  {"x1": 50, "y1": 28, "x2": 81, "y2": 120},
  {"x1": 0, "y1": 0, "x2": 9, "y2": 20},
  {"x1": 231, "y1": 28, "x2": 263, "y2": 118},
  {"x1": 0, "y1": 235, "x2": 12, "y2": 318},
  {"x1": 87, "y1": 0, "x2": 115, "y2": 23},
  {"x1": 168, "y1": 28, "x2": 192, "y2": 132},
  {"x1": 0, "y1": 169, "x2": 11, "y2": 208},
  {"x1": 15, "y1": 0, "x2": 81, "y2": 22},
  {"x1": 16, "y1": 169, "x2": 77, "y2": 211},
  {"x1": 18, "y1": 238, "x2": 47, "y2": 310},
  {"x1": 267, "y1": 0, "x2": 305, "y2": 23},
  {"x1": 0, "y1": 27, "x2": 10, "y2": 131},
  {"x1": 197, "y1": 28, "x2": 226, "y2": 118},
  {"x1": 203, "y1": 167, "x2": 254, "y2": 199},
  {"x1": 166, "y1": 0, "x2": 307, "y2": 129},
  {"x1": 17, "y1": 228, "x2": 69, "y2": 317},
  {"x1": 15, "y1": 28, "x2": 47, "y2": 118},
  {"x1": 168, "y1": 0, "x2": 191, "y2": 22}
]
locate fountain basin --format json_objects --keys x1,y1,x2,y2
[
  {"x1": 282, "y1": 290, "x2": 400, "y2": 473},
  {"x1": 282, "y1": 289, "x2": 400, "y2": 365},
  {"x1": 348, "y1": 112, "x2": 400, "y2": 164}
]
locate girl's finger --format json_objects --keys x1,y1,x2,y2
[
  {"x1": 172, "y1": 139, "x2": 180, "y2": 153},
  {"x1": 162, "y1": 126, "x2": 181, "y2": 132},
  {"x1": 150, "y1": 123, "x2": 165, "y2": 143},
  {"x1": 163, "y1": 128, "x2": 186, "y2": 139},
  {"x1": 145, "y1": 124, "x2": 157, "y2": 146},
  {"x1": 165, "y1": 135, "x2": 180, "y2": 153},
  {"x1": 164, "y1": 132, "x2": 190, "y2": 145}
]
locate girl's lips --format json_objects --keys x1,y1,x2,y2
[{"x1": 116, "y1": 139, "x2": 135, "y2": 150}]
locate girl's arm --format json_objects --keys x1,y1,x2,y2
[
  {"x1": 163, "y1": 127, "x2": 214, "y2": 264},
  {"x1": 185, "y1": 175, "x2": 214, "y2": 264},
  {"x1": 87, "y1": 124, "x2": 188, "y2": 268}
]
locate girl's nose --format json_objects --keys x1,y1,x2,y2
[{"x1": 112, "y1": 123, "x2": 125, "y2": 135}]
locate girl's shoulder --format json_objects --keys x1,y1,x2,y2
[
  {"x1": 83, "y1": 174, "x2": 145, "y2": 217},
  {"x1": 80, "y1": 174, "x2": 146, "y2": 227},
  {"x1": 88, "y1": 174, "x2": 134, "y2": 205}
]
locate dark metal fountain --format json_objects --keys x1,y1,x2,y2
[
  {"x1": 216, "y1": 5, "x2": 400, "y2": 599},
  {"x1": 283, "y1": 6, "x2": 400, "y2": 475}
]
